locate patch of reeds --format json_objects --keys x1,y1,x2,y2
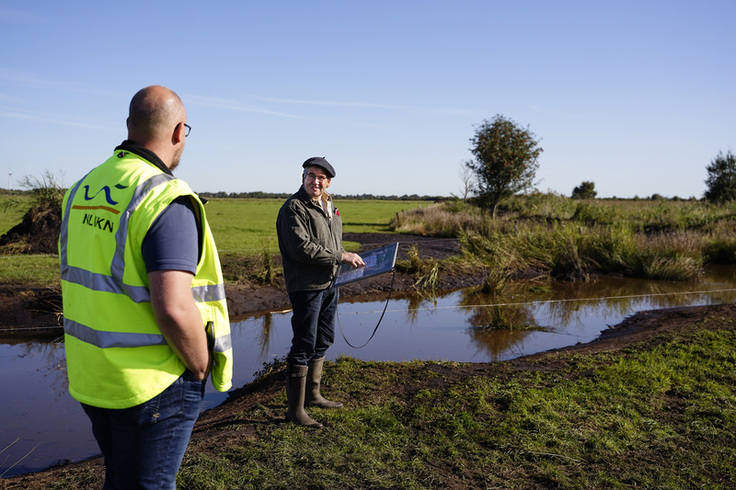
[
  {"x1": 219, "y1": 251, "x2": 278, "y2": 285},
  {"x1": 391, "y1": 200, "x2": 483, "y2": 237},
  {"x1": 394, "y1": 196, "x2": 736, "y2": 281},
  {"x1": 625, "y1": 231, "x2": 704, "y2": 281},
  {"x1": 259, "y1": 245, "x2": 275, "y2": 285},
  {"x1": 461, "y1": 222, "x2": 704, "y2": 282},
  {"x1": 395, "y1": 244, "x2": 440, "y2": 290},
  {"x1": 504, "y1": 191, "x2": 579, "y2": 220}
]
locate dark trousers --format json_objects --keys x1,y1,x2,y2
[
  {"x1": 287, "y1": 287, "x2": 339, "y2": 365},
  {"x1": 81, "y1": 371, "x2": 205, "y2": 489}
]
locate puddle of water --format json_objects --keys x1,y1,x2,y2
[{"x1": 1, "y1": 266, "x2": 735, "y2": 477}]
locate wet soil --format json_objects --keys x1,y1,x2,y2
[{"x1": 0, "y1": 232, "x2": 486, "y2": 334}]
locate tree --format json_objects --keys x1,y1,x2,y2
[
  {"x1": 466, "y1": 114, "x2": 542, "y2": 217},
  {"x1": 571, "y1": 181, "x2": 597, "y2": 200},
  {"x1": 458, "y1": 161, "x2": 475, "y2": 201},
  {"x1": 704, "y1": 150, "x2": 736, "y2": 204}
]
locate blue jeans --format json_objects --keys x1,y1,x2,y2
[
  {"x1": 81, "y1": 371, "x2": 205, "y2": 489},
  {"x1": 287, "y1": 288, "x2": 339, "y2": 365}
]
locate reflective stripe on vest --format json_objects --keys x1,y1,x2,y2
[{"x1": 65, "y1": 318, "x2": 166, "y2": 348}]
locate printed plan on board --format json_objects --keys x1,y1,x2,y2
[{"x1": 334, "y1": 243, "x2": 399, "y2": 286}]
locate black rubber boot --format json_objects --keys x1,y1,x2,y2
[
  {"x1": 306, "y1": 357, "x2": 344, "y2": 409},
  {"x1": 285, "y1": 363, "x2": 323, "y2": 428}
]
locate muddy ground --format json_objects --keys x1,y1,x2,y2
[
  {"x1": 0, "y1": 232, "x2": 485, "y2": 336},
  {"x1": 2, "y1": 232, "x2": 735, "y2": 487}
]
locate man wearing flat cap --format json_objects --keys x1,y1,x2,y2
[{"x1": 276, "y1": 157, "x2": 364, "y2": 428}]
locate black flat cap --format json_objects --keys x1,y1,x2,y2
[{"x1": 302, "y1": 156, "x2": 335, "y2": 178}]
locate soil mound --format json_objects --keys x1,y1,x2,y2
[{"x1": 0, "y1": 201, "x2": 61, "y2": 254}]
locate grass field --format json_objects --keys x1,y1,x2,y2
[
  {"x1": 204, "y1": 198, "x2": 428, "y2": 255},
  {"x1": 0, "y1": 195, "x2": 30, "y2": 237},
  {"x1": 0, "y1": 196, "x2": 428, "y2": 284},
  {"x1": 5, "y1": 192, "x2": 736, "y2": 286},
  {"x1": 394, "y1": 195, "x2": 736, "y2": 282}
]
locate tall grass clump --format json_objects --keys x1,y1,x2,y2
[
  {"x1": 572, "y1": 201, "x2": 619, "y2": 225},
  {"x1": 627, "y1": 231, "x2": 704, "y2": 281},
  {"x1": 583, "y1": 223, "x2": 638, "y2": 273},
  {"x1": 396, "y1": 244, "x2": 440, "y2": 290},
  {"x1": 587, "y1": 227, "x2": 702, "y2": 280},
  {"x1": 462, "y1": 222, "x2": 598, "y2": 281},
  {"x1": 503, "y1": 191, "x2": 578, "y2": 220},
  {"x1": 0, "y1": 170, "x2": 65, "y2": 255},
  {"x1": 17, "y1": 171, "x2": 66, "y2": 210},
  {"x1": 461, "y1": 217, "x2": 706, "y2": 282},
  {"x1": 703, "y1": 233, "x2": 736, "y2": 264},
  {"x1": 391, "y1": 201, "x2": 483, "y2": 237}
]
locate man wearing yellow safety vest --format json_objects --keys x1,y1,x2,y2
[{"x1": 59, "y1": 85, "x2": 232, "y2": 489}]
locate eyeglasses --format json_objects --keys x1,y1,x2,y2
[
  {"x1": 306, "y1": 171, "x2": 329, "y2": 183},
  {"x1": 183, "y1": 123, "x2": 192, "y2": 137}
]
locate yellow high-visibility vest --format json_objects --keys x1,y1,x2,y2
[{"x1": 59, "y1": 148, "x2": 233, "y2": 409}]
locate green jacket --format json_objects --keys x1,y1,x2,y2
[
  {"x1": 276, "y1": 186, "x2": 345, "y2": 293},
  {"x1": 59, "y1": 144, "x2": 233, "y2": 409}
]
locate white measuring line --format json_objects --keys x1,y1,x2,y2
[
  {"x1": 10, "y1": 287, "x2": 736, "y2": 331},
  {"x1": 337, "y1": 287, "x2": 736, "y2": 316}
]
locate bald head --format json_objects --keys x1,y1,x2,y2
[{"x1": 126, "y1": 85, "x2": 188, "y2": 170}]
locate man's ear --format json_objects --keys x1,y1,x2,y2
[{"x1": 172, "y1": 122, "x2": 185, "y2": 144}]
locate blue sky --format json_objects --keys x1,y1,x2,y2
[{"x1": 1, "y1": 1, "x2": 734, "y2": 198}]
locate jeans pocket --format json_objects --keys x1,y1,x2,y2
[{"x1": 118, "y1": 392, "x2": 162, "y2": 427}]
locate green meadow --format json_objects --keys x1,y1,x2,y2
[
  {"x1": 0, "y1": 196, "x2": 428, "y2": 284},
  {"x1": 203, "y1": 198, "x2": 428, "y2": 255},
  {"x1": 0, "y1": 195, "x2": 30, "y2": 237},
  {"x1": 4, "y1": 192, "x2": 736, "y2": 286}
]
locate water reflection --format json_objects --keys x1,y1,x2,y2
[
  {"x1": 2, "y1": 266, "x2": 735, "y2": 477},
  {"x1": 256, "y1": 313, "x2": 276, "y2": 358},
  {"x1": 455, "y1": 270, "x2": 736, "y2": 360}
]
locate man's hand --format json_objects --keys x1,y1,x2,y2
[{"x1": 341, "y1": 252, "x2": 365, "y2": 269}]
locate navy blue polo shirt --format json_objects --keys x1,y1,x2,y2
[{"x1": 142, "y1": 196, "x2": 200, "y2": 274}]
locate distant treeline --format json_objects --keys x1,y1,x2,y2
[
  {"x1": 0, "y1": 187, "x2": 701, "y2": 202},
  {"x1": 197, "y1": 191, "x2": 446, "y2": 201}
]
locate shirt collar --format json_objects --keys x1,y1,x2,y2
[{"x1": 114, "y1": 140, "x2": 172, "y2": 176}]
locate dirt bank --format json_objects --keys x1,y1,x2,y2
[{"x1": 0, "y1": 233, "x2": 486, "y2": 334}]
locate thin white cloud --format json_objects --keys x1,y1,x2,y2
[
  {"x1": 0, "y1": 70, "x2": 123, "y2": 99},
  {"x1": 186, "y1": 94, "x2": 393, "y2": 129},
  {"x1": 0, "y1": 108, "x2": 114, "y2": 130},
  {"x1": 186, "y1": 95, "x2": 315, "y2": 121},
  {"x1": 251, "y1": 94, "x2": 475, "y2": 117}
]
